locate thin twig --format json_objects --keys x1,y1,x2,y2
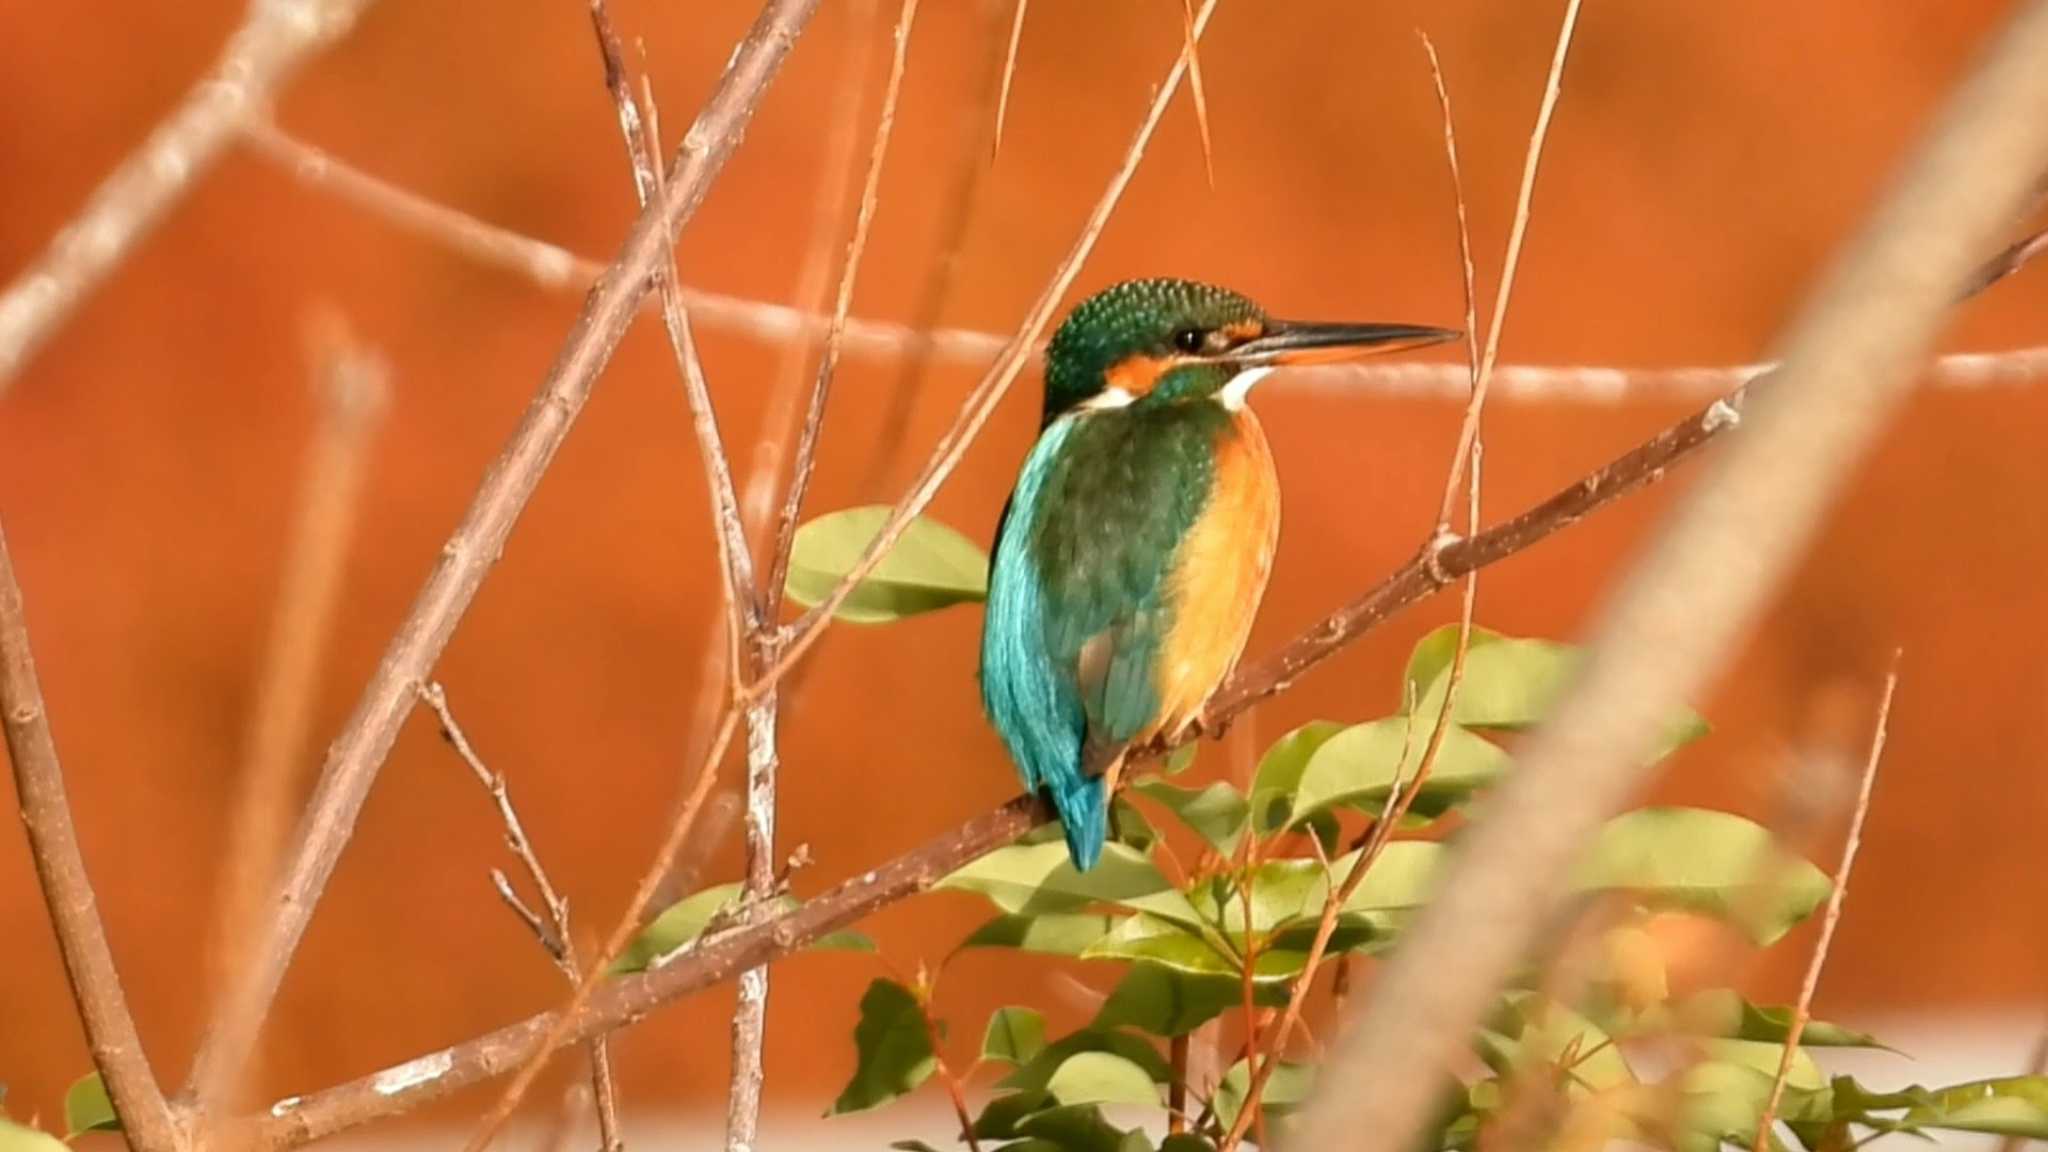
[
  {"x1": 0, "y1": 519, "x2": 180, "y2": 1152},
  {"x1": 1752, "y1": 658, "x2": 1900, "y2": 1152},
  {"x1": 993, "y1": 0, "x2": 1029, "y2": 157},
  {"x1": 761, "y1": 0, "x2": 922, "y2": 619},
  {"x1": 1423, "y1": 34, "x2": 1488, "y2": 536},
  {"x1": 859, "y1": 0, "x2": 1006, "y2": 494},
  {"x1": 1177, "y1": 0, "x2": 1216, "y2": 186},
  {"x1": 197, "y1": 313, "x2": 389, "y2": 1127},
  {"x1": 917, "y1": 979, "x2": 983, "y2": 1152},
  {"x1": 463, "y1": 707, "x2": 741, "y2": 1152},
  {"x1": 419, "y1": 681, "x2": 623, "y2": 1152},
  {"x1": 0, "y1": 0, "x2": 378, "y2": 393},
  {"x1": 181, "y1": 0, "x2": 825, "y2": 1107},
  {"x1": 240, "y1": 120, "x2": 2048, "y2": 402},
  {"x1": 742, "y1": 0, "x2": 881, "y2": 538},
  {"x1": 1292, "y1": 4, "x2": 2048, "y2": 1149}
]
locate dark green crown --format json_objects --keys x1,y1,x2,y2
[{"x1": 1042, "y1": 278, "x2": 1267, "y2": 424}]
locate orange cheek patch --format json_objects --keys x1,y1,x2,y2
[{"x1": 1105, "y1": 355, "x2": 1175, "y2": 397}]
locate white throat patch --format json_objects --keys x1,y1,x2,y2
[
  {"x1": 1219, "y1": 366, "x2": 1274, "y2": 410},
  {"x1": 1080, "y1": 386, "x2": 1136, "y2": 411}
]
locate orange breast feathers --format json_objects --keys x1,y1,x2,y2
[{"x1": 1151, "y1": 411, "x2": 1282, "y2": 739}]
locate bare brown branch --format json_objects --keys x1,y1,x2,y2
[
  {"x1": 1, "y1": 519, "x2": 180, "y2": 1152},
  {"x1": 182, "y1": 0, "x2": 825, "y2": 1107},
  {"x1": 0, "y1": 0, "x2": 377, "y2": 393},
  {"x1": 1752, "y1": 658, "x2": 1899, "y2": 1152}
]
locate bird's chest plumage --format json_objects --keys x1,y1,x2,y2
[{"x1": 1022, "y1": 400, "x2": 1280, "y2": 742}]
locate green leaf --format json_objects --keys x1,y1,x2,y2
[
  {"x1": 0, "y1": 1120, "x2": 65, "y2": 1152},
  {"x1": 1902, "y1": 1076, "x2": 2048, "y2": 1138},
  {"x1": 1130, "y1": 779, "x2": 1248, "y2": 855},
  {"x1": 1634, "y1": 989, "x2": 1887, "y2": 1049},
  {"x1": 1013, "y1": 1104, "x2": 1156, "y2": 1152},
  {"x1": 1082, "y1": 914, "x2": 1316, "y2": 987},
  {"x1": 1158, "y1": 1138, "x2": 1217, "y2": 1152},
  {"x1": 983, "y1": 1007, "x2": 1048, "y2": 1067},
  {"x1": 974, "y1": 1090, "x2": 1057, "y2": 1140},
  {"x1": 785, "y1": 506, "x2": 989, "y2": 624},
  {"x1": 1249, "y1": 721, "x2": 1345, "y2": 832},
  {"x1": 1214, "y1": 1058, "x2": 1316, "y2": 1135},
  {"x1": 940, "y1": 841, "x2": 1205, "y2": 930},
  {"x1": 1000, "y1": 1029, "x2": 1171, "y2": 1093},
  {"x1": 1287, "y1": 717, "x2": 1510, "y2": 826},
  {"x1": 1092, "y1": 963, "x2": 1241, "y2": 1037},
  {"x1": 1163, "y1": 744, "x2": 1198, "y2": 776},
  {"x1": 1111, "y1": 795, "x2": 1158, "y2": 852},
  {"x1": 828, "y1": 979, "x2": 935, "y2": 1115},
  {"x1": 1574, "y1": 808, "x2": 1832, "y2": 944},
  {"x1": 63, "y1": 1072, "x2": 119, "y2": 1136},
  {"x1": 613, "y1": 883, "x2": 870, "y2": 974},
  {"x1": 1047, "y1": 1052, "x2": 1163, "y2": 1108},
  {"x1": 1478, "y1": 995, "x2": 1634, "y2": 1094},
  {"x1": 956, "y1": 913, "x2": 1121, "y2": 957},
  {"x1": 1404, "y1": 626, "x2": 1710, "y2": 755},
  {"x1": 891, "y1": 1143, "x2": 946, "y2": 1152}
]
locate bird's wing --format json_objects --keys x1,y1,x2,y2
[{"x1": 1034, "y1": 407, "x2": 1221, "y2": 749}]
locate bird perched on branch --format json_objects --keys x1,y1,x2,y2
[{"x1": 980, "y1": 278, "x2": 1457, "y2": 870}]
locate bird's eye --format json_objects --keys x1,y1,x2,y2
[{"x1": 1172, "y1": 327, "x2": 1205, "y2": 354}]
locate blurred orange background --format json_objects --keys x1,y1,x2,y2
[{"x1": 2, "y1": 0, "x2": 2044, "y2": 1132}]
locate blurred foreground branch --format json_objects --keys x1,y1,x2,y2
[
  {"x1": 1292, "y1": 5, "x2": 2048, "y2": 1151},
  {"x1": 238, "y1": 119, "x2": 2048, "y2": 403},
  {"x1": 0, "y1": 0, "x2": 378, "y2": 393}
]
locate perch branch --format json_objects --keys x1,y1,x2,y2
[
  {"x1": 1290, "y1": 5, "x2": 2048, "y2": 1151},
  {"x1": 181, "y1": 0, "x2": 824, "y2": 1106},
  {"x1": 1751, "y1": 657, "x2": 1898, "y2": 1152},
  {"x1": 0, "y1": 0, "x2": 378, "y2": 393},
  {"x1": 420, "y1": 681, "x2": 622, "y2": 1152},
  {"x1": 1, "y1": 519, "x2": 181, "y2": 1152}
]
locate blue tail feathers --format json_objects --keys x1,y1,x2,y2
[{"x1": 1048, "y1": 772, "x2": 1107, "y2": 872}]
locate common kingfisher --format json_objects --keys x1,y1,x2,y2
[{"x1": 980, "y1": 278, "x2": 1458, "y2": 870}]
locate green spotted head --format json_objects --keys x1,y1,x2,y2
[{"x1": 1039, "y1": 278, "x2": 1460, "y2": 426}]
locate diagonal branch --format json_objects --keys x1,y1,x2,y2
[
  {"x1": 1, "y1": 519, "x2": 181, "y2": 1152},
  {"x1": 0, "y1": 0, "x2": 379, "y2": 394},
  {"x1": 180, "y1": 0, "x2": 825, "y2": 1106}
]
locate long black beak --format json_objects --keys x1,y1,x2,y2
[{"x1": 1233, "y1": 320, "x2": 1461, "y2": 366}]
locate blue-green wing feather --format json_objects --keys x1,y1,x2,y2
[{"x1": 980, "y1": 405, "x2": 1225, "y2": 870}]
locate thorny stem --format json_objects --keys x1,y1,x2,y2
[{"x1": 1, "y1": 520, "x2": 181, "y2": 1152}]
